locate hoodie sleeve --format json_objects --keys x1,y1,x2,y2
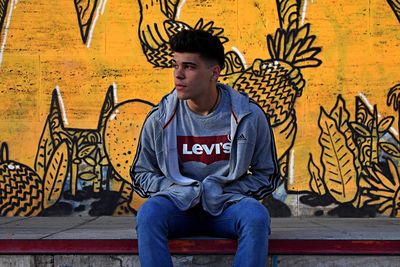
[
  {"x1": 130, "y1": 109, "x2": 173, "y2": 198},
  {"x1": 223, "y1": 107, "x2": 281, "y2": 199}
]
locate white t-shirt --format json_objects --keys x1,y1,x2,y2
[{"x1": 176, "y1": 88, "x2": 231, "y2": 181}]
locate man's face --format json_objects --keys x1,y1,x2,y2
[{"x1": 172, "y1": 52, "x2": 219, "y2": 102}]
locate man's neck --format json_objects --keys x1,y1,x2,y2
[{"x1": 187, "y1": 86, "x2": 220, "y2": 116}]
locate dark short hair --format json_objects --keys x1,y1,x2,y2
[{"x1": 169, "y1": 29, "x2": 225, "y2": 69}]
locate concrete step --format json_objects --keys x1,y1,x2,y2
[{"x1": 0, "y1": 216, "x2": 399, "y2": 267}]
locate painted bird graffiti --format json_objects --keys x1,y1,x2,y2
[{"x1": 137, "y1": 0, "x2": 245, "y2": 76}]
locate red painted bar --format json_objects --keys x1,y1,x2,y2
[
  {"x1": 0, "y1": 240, "x2": 137, "y2": 254},
  {"x1": 0, "y1": 239, "x2": 399, "y2": 255},
  {"x1": 269, "y1": 240, "x2": 400, "y2": 255}
]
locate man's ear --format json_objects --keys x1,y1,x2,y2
[{"x1": 212, "y1": 65, "x2": 221, "y2": 80}]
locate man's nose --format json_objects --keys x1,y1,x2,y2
[{"x1": 175, "y1": 67, "x2": 184, "y2": 79}]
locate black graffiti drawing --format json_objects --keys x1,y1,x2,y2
[
  {"x1": 137, "y1": 0, "x2": 244, "y2": 73},
  {"x1": 303, "y1": 90, "x2": 400, "y2": 217},
  {"x1": 0, "y1": 0, "x2": 9, "y2": 37},
  {"x1": 138, "y1": 0, "x2": 189, "y2": 67},
  {"x1": 41, "y1": 88, "x2": 107, "y2": 198},
  {"x1": 42, "y1": 86, "x2": 155, "y2": 216},
  {"x1": 0, "y1": 142, "x2": 43, "y2": 216},
  {"x1": 0, "y1": 139, "x2": 70, "y2": 216},
  {"x1": 387, "y1": 0, "x2": 400, "y2": 23},
  {"x1": 387, "y1": 84, "x2": 400, "y2": 135},
  {"x1": 73, "y1": 0, "x2": 99, "y2": 44},
  {"x1": 233, "y1": 0, "x2": 322, "y2": 183},
  {"x1": 317, "y1": 97, "x2": 359, "y2": 204},
  {"x1": 32, "y1": 85, "x2": 154, "y2": 216}
]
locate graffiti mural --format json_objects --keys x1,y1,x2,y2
[
  {"x1": 137, "y1": 0, "x2": 245, "y2": 80},
  {"x1": 35, "y1": 86, "x2": 154, "y2": 215},
  {"x1": 233, "y1": 1, "x2": 322, "y2": 171},
  {"x1": 0, "y1": 141, "x2": 45, "y2": 216},
  {"x1": 0, "y1": 0, "x2": 398, "y2": 217},
  {"x1": 73, "y1": 0, "x2": 106, "y2": 46},
  {"x1": 0, "y1": 0, "x2": 9, "y2": 34},
  {"x1": 0, "y1": 85, "x2": 153, "y2": 216},
  {"x1": 0, "y1": 0, "x2": 12, "y2": 65},
  {"x1": 303, "y1": 90, "x2": 400, "y2": 217},
  {"x1": 387, "y1": 0, "x2": 400, "y2": 22}
]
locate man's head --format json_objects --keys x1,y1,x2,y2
[
  {"x1": 169, "y1": 30, "x2": 225, "y2": 109},
  {"x1": 169, "y1": 29, "x2": 225, "y2": 69}
]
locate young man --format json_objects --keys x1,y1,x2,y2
[{"x1": 131, "y1": 29, "x2": 280, "y2": 267}]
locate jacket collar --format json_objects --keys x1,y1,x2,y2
[{"x1": 159, "y1": 84, "x2": 252, "y2": 128}]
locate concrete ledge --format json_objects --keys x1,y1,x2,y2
[{"x1": 0, "y1": 217, "x2": 399, "y2": 256}]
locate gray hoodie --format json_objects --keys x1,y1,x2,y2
[{"x1": 130, "y1": 84, "x2": 280, "y2": 216}]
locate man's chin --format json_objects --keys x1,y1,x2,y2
[{"x1": 176, "y1": 92, "x2": 189, "y2": 100}]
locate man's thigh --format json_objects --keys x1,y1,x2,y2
[
  {"x1": 202, "y1": 197, "x2": 271, "y2": 238},
  {"x1": 136, "y1": 196, "x2": 204, "y2": 238}
]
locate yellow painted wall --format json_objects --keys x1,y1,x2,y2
[{"x1": 0, "y1": 0, "x2": 399, "y2": 217}]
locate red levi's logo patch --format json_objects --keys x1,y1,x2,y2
[{"x1": 177, "y1": 135, "x2": 231, "y2": 165}]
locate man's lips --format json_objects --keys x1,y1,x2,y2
[{"x1": 175, "y1": 84, "x2": 186, "y2": 90}]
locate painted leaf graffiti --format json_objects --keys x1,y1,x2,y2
[
  {"x1": 370, "y1": 107, "x2": 380, "y2": 165},
  {"x1": 84, "y1": 157, "x2": 96, "y2": 166},
  {"x1": 43, "y1": 141, "x2": 69, "y2": 209},
  {"x1": 78, "y1": 144, "x2": 96, "y2": 158},
  {"x1": 349, "y1": 122, "x2": 370, "y2": 137},
  {"x1": 363, "y1": 158, "x2": 400, "y2": 217},
  {"x1": 99, "y1": 156, "x2": 108, "y2": 166},
  {"x1": 330, "y1": 95, "x2": 350, "y2": 127},
  {"x1": 329, "y1": 95, "x2": 361, "y2": 174},
  {"x1": 0, "y1": 142, "x2": 8, "y2": 162},
  {"x1": 79, "y1": 172, "x2": 97, "y2": 181},
  {"x1": 308, "y1": 153, "x2": 326, "y2": 195},
  {"x1": 380, "y1": 142, "x2": 400, "y2": 158},
  {"x1": 378, "y1": 116, "x2": 394, "y2": 133},
  {"x1": 318, "y1": 108, "x2": 358, "y2": 203},
  {"x1": 0, "y1": 0, "x2": 397, "y2": 219},
  {"x1": 35, "y1": 118, "x2": 54, "y2": 178}
]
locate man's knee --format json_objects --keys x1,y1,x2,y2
[
  {"x1": 236, "y1": 198, "x2": 271, "y2": 234},
  {"x1": 136, "y1": 196, "x2": 173, "y2": 228}
]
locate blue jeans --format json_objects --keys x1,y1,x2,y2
[{"x1": 136, "y1": 196, "x2": 271, "y2": 267}]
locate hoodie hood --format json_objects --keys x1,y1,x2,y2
[{"x1": 158, "y1": 84, "x2": 252, "y2": 128}]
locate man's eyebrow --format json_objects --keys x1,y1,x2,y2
[
  {"x1": 171, "y1": 59, "x2": 198, "y2": 66},
  {"x1": 182, "y1": 62, "x2": 197, "y2": 66}
]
